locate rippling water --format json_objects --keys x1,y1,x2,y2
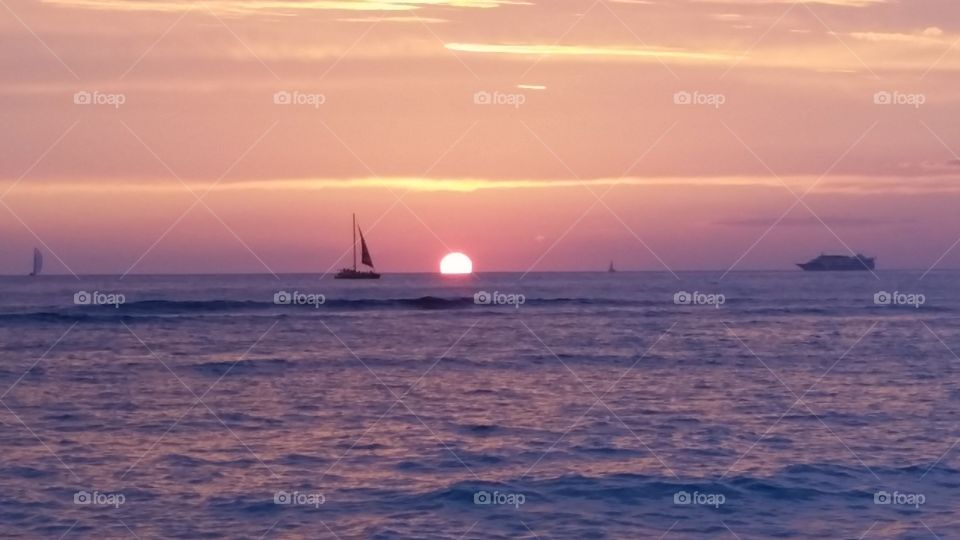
[{"x1": 0, "y1": 271, "x2": 958, "y2": 539}]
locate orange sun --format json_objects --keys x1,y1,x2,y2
[{"x1": 440, "y1": 252, "x2": 473, "y2": 275}]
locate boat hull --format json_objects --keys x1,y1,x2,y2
[
  {"x1": 797, "y1": 260, "x2": 875, "y2": 271},
  {"x1": 334, "y1": 269, "x2": 381, "y2": 279}
]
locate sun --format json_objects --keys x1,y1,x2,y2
[{"x1": 440, "y1": 252, "x2": 473, "y2": 275}]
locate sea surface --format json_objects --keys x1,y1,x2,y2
[{"x1": 0, "y1": 271, "x2": 958, "y2": 539}]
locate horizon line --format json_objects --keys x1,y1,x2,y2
[{"x1": 4, "y1": 268, "x2": 956, "y2": 277}]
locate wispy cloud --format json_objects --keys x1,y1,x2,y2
[
  {"x1": 694, "y1": 0, "x2": 886, "y2": 6},
  {"x1": 718, "y1": 216, "x2": 918, "y2": 228},
  {"x1": 9, "y1": 175, "x2": 960, "y2": 195},
  {"x1": 850, "y1": 27, "x2": 947, "y2": 47},
  {"x1": 446, "y1": 43, "x2": 737, "y2": 63},
  {"x1": 42, "y1": 0, "x2": 526, "y2": 15},
  {"x1": 336, "y1": 15, "x2": 450, "y2": 23}
]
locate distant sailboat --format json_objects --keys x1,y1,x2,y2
[
  {"x1": 608, "y1": 260, "x2": 616, "y2": 273},
  {"x1": 29, "y1": 248, "x2": 43, "y2": 276},
  {"x1": 335, "y1": 214, "x2": 381, "y2": 279}
]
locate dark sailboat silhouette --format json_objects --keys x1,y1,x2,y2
[
  {"x1": 29, "y1": 248, "x2": 43, "y2": 276},
  {"x1": 608, "y1": 260, "x2": 616, "y2": 273},
  {"x1": 335, "y1": 214, "x2": 381, "y2": 279}
]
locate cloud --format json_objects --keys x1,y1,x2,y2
[
  {"x1": 336, "y1": 15, "x2": 449, "y2": 23},
  {"x1": 850, "y1": 27, "x2": 948, "y2": 47},
  {"x1": 41, "y1": 0, "x2": 525, "y2": 15},
  {"x1": 445, "y1": 43, "x2": 736, "y2": 63},
  {"x1": 694, "y1": 0, "x2": 886, "y2": 6},
  {"x1": 5, "y1": 176, "x2": 778, "y2": 194},
  {"x1": 718, "y1": 216, "x2": 918, "y2": 228},
  {"x1": 8, "y1": 174, "x2": 960, "y2": 195}
]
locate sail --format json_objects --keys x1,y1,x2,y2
[
  {"x1": 359, "y1": 228, "x2": 374, "y2": 268},
  {"x1": 32, "y1": 248, "x2": 43, "y2": 275}
]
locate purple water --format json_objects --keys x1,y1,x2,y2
[{"x1": 0, "y1": 271, "x2": 957, "y2": 538}]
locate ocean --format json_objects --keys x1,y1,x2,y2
[{"x1": 0, "y1": 271, "x2": 957, "y2": 539}]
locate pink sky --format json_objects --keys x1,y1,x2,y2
[{"x1": 1, "y1": 0, "x2": 959, "y2": 274}]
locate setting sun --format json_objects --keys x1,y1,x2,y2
[{"x1": 439, "y1": 252, "x2": 473, "y2": 275}]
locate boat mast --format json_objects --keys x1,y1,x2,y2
[{"x1": 352, "y1": 213, "x2": 357, "y2": 271}]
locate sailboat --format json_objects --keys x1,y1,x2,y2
[
  {"x1": 608, "y1": 260, "x2": 616, "y2": 273},
  {"x1": 29, "y1": 248, "x2": 43, "y2": 276},
  {"x1": 335, "y1": 214, "x2": 381, "y2": 279}
]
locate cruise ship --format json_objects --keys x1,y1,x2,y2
[{"x1": 797, "y1": 253, "x2": 875, "y2": 271}]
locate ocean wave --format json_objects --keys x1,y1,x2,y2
[
  {"x1": 0, "y1": 295, "x2": 951, "y2": 322},
  {"x1": 0, "y1": 296, "x2": 654, "y2": 321},
  {"x1": 118, "y1": 297, "x2": 651, "y2": 312},
  {"x1": 117, "y1": 297, "x2": 476, "y2": 312},
  {"x1": 0, "y1": 312, "x2": 185, "y2": 324},
  {"x1": 408, "y1": 462, "x2": 960, "y2": 509}
]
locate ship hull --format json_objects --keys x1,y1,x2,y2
[
  {"x1": 334, "y1": 269, "x2": 381, "y2": 279},
  {"x1": 797, "y1": 261, "x2": 874, "y2": 271}
]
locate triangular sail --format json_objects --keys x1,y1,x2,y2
[
  {"x1": 359, "y1": 228, "x2": 374, "y2": 268},
  {"x1": 31, "y1": 248, "x2": 43, "y2": 275}
]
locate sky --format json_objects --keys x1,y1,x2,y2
[{"x1": 1, "y1": 0, "x2": 960, "y2": 274}]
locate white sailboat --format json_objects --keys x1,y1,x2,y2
[{"x1": 29, "y1": 248, "x2": 43, "y2": 276}]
